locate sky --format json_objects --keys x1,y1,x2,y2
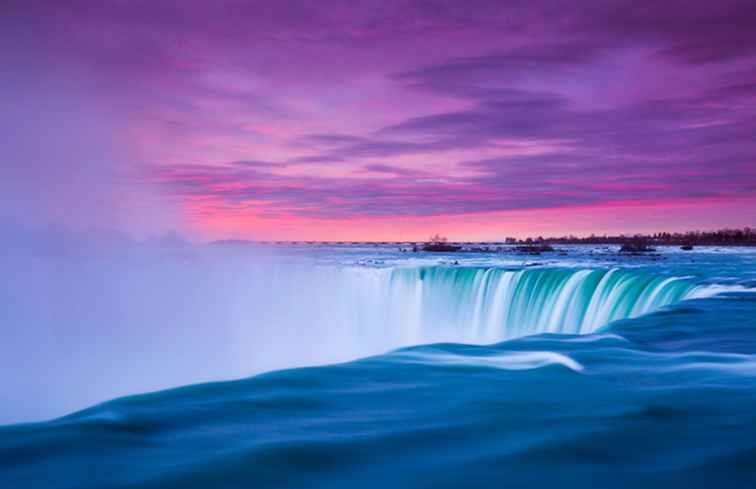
[{"x1": 3, "y1": 0, "x2": 756, "y2": 241}]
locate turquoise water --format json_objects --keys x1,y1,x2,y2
[
  {"x1": 2, "y1": 245, "x2": 756, "y2": 487},
  {"x1": 386, "y1": 266, "x2": 701, "y2": 340}
]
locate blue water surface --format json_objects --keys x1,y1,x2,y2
[{"x1": 2, "y1": 245, "x2": 756, "y2": 488}]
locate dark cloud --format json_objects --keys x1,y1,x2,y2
[{"x1": 361, "y1": 164, "x2": 427, "y2": 177}]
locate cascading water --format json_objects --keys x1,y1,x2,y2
[
  {"x1": 375, "y1": 267, "x2": 703, "y2": 344},
  {"x1": 246, "y1": 265, "x2": 712, "y2": 359},
  {"x1": 4, "y1": 249, "x2": 720, "y2": 423}
]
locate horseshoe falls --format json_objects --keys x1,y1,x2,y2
[
  {"x1": 2, "y1": 244, "x2": 756, "y2": 489},
  {"x1": 381, "y1": 267, "x2": 702, "y2": 343}
]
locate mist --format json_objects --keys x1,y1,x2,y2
[{"x1": 0, "y1": 233, "x2": 410, "y2": 423}]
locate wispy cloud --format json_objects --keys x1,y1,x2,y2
[{"x1": 5, "y1": 0, "x2": 756, "y2": 236}]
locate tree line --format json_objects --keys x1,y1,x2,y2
[{"x1": 513, "y1": 227, "x2": 756, "y2": 246}]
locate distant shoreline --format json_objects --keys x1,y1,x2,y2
[
  {"x1": 214, "y1": 240, "x2": 756, "y2": 247},
  {"x1": 212, "y1": 240, "x2": 756, "y2": 248},
  {"x1": 213, "y1": 227, "x2": 756, "y2": 248}
]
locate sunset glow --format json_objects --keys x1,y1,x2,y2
[{"x1": 4, "y1": 1, "x2": 756, "y2": 239}]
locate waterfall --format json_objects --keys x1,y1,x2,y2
[
  {"x1": 379, "y1": 267, "x2": 700, "y2": 344},
  {"x1": 226, "y1": 264, "x2": 714, "y2": 371}
]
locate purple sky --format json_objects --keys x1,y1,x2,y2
[{"x1": 3, "y1": 1, "x2": 756, "y2": 239}]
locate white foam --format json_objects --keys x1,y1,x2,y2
[
  {"x1": 686, "y1": 284, "x2": 756, "y2": 299},
  {"x1": 557, "y1": 333, "x2": 630, "y2": 343},
  {"x1": 394, "y1": 350, "x2": 585, "y2": 372}
]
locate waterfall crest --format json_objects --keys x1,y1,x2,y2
[{"x1": 380, "y1": 267, "x2": 699, "y2": 343}]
